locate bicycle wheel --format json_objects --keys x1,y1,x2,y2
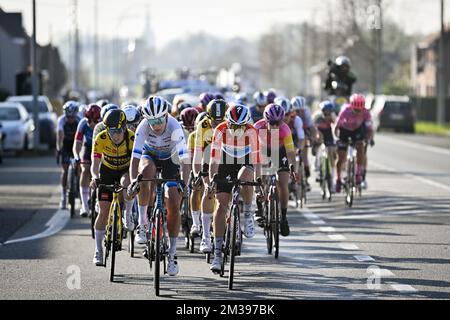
[
  {"x1": 265, "y1": 201, "x2": 273, "y2": 255},
  {"x1": 68, "y1": 166, "x2": 75, "y2": 218},
  {"x1": 273, "y1": 189, "x2": 280, "y2": 259},
  {"x1": 320, "y1": 159, "x2": 326, "y2": 200},
  {"x1": 228, "y1": 205, "x2": 238, "y2": 290},
  {"x1": 90, "y1": 189, "x2": 97, "y2": 239},
  {"x1": 346, "y1": 160, "x2": 354, "y2": 207},
  {"x1": 154, "y1": 210, "x2": 162, "y2": 296},
  {"x1": 325, "y1": 159, "x2": 333, "y2": 202},
  {"x1": 110, "y1": 203, "x2": 119, "y2": 282}
]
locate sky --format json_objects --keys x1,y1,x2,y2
[{"x1": 0, "y1": 0, "x2": 448, "y2": 50}]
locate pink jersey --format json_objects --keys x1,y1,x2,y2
[
  {"x1": 336, "y1": 107, "x2": 373, "y2": 131},
  {"x1": 254, "y1": 119, "x2": 295, "y2": 152}
]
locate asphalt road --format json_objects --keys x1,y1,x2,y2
[{"x1": 0, "y1": 133, "x2": 449, "y2": 300}]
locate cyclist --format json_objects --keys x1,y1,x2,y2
[
  {"x1": 129, "y1": 96, "x2": 191, "y2": 276},
  {"x1": 90, "y1": 109, "x2": 135, "y2": 266},
  {"x1": 57, "y1": 101, "x2": 81, "y2": 209},
  {"x1": 291, "y1": 96, "x2": 317, "y2": 191},
  {"x1": 208, "y1": 103, "x2": 263, "y2": 272},
  {"x1": 192, "y1": 99, "x2": 228, "y2": 253},
  {"x1": 235, "y1": 93, "x2": 248, "y2": 106},
  {"x1": 73, "y1": 103, "x2": 102, "y2": 217},
  {"x1": 249, "y1": 91, "x2": 267, "y2": 123},
  {"x1": 313, "y1": 100, "x2": 338, "y2": 193},
  {"x1": 254, "y1": 103, "x2": 298, "y2": 236},
  {"x1": 334, "y1": 94, "x2": 374, "y2": 193},
  {"x1": 122, "y1": 104, "x2": 142, "y2": 133},
  {"x1": 196, "y1": 92, "x2": 215, "y2": 113},
  {"x1": 96, "y1": 99, "x2": 110, "y2": 108},
  {"x1": 264, "y1": 89, "x2": 277, "y2": 104},
  {"x1": 93, "y1": 104, "x2": 119, "y2": 141}
]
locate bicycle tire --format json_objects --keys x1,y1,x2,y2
[
  {"x1": 228, "y1": 205, "x2": 238, "y2": 290},
  {"x1": 346, "y1": 159, "x2": 354, "y2": 207},
  {"x1": 154, "y1": 210, "x2": 162, "y2": 296},
  {"x1": 110, "y1": 203, "x2": 118, "y2": 282},
  {"x1": 90, "y1": 189, "x2": 97, "y2": 239},
  {"x1": 326, "y1": 160, "x2": 333, "y2": 202},
  {"x1": 273, "y1": 190, "x2": 280, "y2": 259},
  {"x1": 265, "y1": 200, "x2": 273, "y2": 255}
]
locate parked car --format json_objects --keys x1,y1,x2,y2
[
  {"x1": 0, "y1": 102, "x2": 35, "y2": 152},
  {"x1": 6, "y1": 95, "x2": 57, "y2": 148},
  {"x1": 370, "y1": 95, "x2": 416, "y2": 133}
]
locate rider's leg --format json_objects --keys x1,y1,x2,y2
[
  {"x1": 137, "y1": 157, "x2": 156, "y2": 228},
  {"x1": 190, "y1": 187, "x2": 203, "y2": 232},
  {"x1": 201, "y1": 188, "x2": 215, "y2": 250},
  {"x1": 79, "y1": 163, "x2": 91, "y2": 214},
  {"x1": 213, "y1": 192, "x2": 231, "y2": 259},
  {"x1": 239, "y1": 166, "x2": 256, "y2": 238},
  {"x1": 60, "y1": 163, "x2": 69, "y2": 206},
  {"x1": 356, "y1": 141, "x2": 365, "y2": 184},
  {"x1": 328, "y1": 146, "x2": 337, "y2": 191},
  {"x1": 166, "y1": 187, "x2": 182, "y2": 256}
]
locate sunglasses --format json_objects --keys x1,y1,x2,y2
[
  {"x1": 228, "y1": 123, "x2": 246, "y2": 130},
  {"x1": 269, "y1": 120, "x2": 281, "y2": 126},
  {"x1": 147, "y1": 116, "x2": 167, "y2": 127},
  {"x1": 108, "y1": 127, "x2": 124, "y2": 136}
]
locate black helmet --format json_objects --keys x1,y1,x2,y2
[
  {"x1": 103, "y1": 109, "x2": 127, "y2": 130},
  {"x1": 206, "y1": 99, "x2": 228, "y2": 122}
]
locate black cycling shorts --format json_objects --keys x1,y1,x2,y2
[
  {"x1": 264, "y1": 146, "x2": 290, "y2": 173},
  {"x1": 80, "y1": 146, "x2": 92, "y2": 164},
  {"x1": 141, "y1": 152, "x2": 180, "y2": 182},
  {"x1": 319, "y1": 128, "x2": 336, "y2": 147},
  {"x1": 98, "y1": 165, "x2": 128, "y2": 202},
  {"x1": 337, "y1": 125, "x2": 365, "y2": 150},
  {"x1": 216, "y1": 163, "x2": 254, "y2": 194}
]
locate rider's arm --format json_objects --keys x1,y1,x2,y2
[
  {"x1": 249, "y1": 127, "x2": 262, "y2": 182},
  {"x1": 192, "y1": 123, "x2": 205, "y2": 176},
  {"x1": 56, "y1": 117, "x2": 64, "y2": 152},
  {"x1": 284, "y1": 134, "x2": 298, "y2": 173},
  {"x1": 294, "y1": 116, "x2": 305, "y2": 150},
  {"x1": 72, "y1": 121, "x2": 84, "y2": 160},
  {"x1": 209, "y1": 127, "x2": 222, "y2": 182},
  {"x1": 129, "y1": 122, "x2": 146, "y2": 180}
]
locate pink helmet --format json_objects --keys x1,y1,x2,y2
[{"x1": 350, "y1": 94, "x2": 365, "y2": 110}]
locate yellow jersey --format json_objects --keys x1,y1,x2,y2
[
  {"x1": 93, "y1": 129, "x2": 135, "y2": 170},
  {"x1": 194, "y1": 118, "x2": 215, "y2": 152}
]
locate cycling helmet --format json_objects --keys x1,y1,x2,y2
[
  {"x1": 199, "y1": 92, "x2": 215, "y2": 107},
  {"x1": 180, "y1": 107, "x2": 199, "y2": 130},
  {"x1": 350, "y1": 93, "x2": 365, "y2": 110},
  {"x1": 178, "y1": 102, "x2": 193, "y2": 114},
  {"x1": 96, "y1": 99, "x2": 110, "y2": 107},
  {"x1": 214, "y1": 92, "x2": 225, "y2": 100},
  {"x1": 103, "y1": 109, "x2": 127, "y2": 130},
  {"x1": 122, "y1": 105, "x2": 141, "y2": 124},
  {"x1": 225, "y1": 103, "x2": 250, "y2": 125},
  {"x1": 195, "y1": 112, "x2": 210, "y2": 128},
  {"x1": 207, "y1": 99, "x2": 228, "y2": 122},
  {"x1": 291, "y1": 96, "x2": 307, "y2": 111},
  {"x1": 335, "y1": 55, "x2": 351, "y2": 67},
  {"x1": 100, "y1": 103, "x2": 119, "y2": 120},
  {"x1": 63, "y1": 101, "x2": 79, "y2": 117},
  {"x1": 274, "y1": 97, "x2": 292, "y2": 114},
  {"x1": 235, "y1": 93, "x2": 247, "y2": 105},
  {"x1": 264, "y1": 103, "x2": 285, "y2": 123},
  {"x1": 142, "y1": 96, "x2": 170, "y2": 119},
  {"x1": 319, "y1": 100, "x2": 334, "y2": 113},
  {"x1": 84, "y1": 103, "x2": 101, "y2": 122},
  {"x1": 264, "y1": 89, "x2": 277, "y2": 104},
  {"x1": 253, "y1": 91, "x2": 266, "y2": 107}
]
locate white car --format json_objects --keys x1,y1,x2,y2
[
  {"x1": 6, "y1": 95, "x2": 57, "y2": 148},
  {"x1": 0, "y1": 102, "x2": 35, "y2": 151}
]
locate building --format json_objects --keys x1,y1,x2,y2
[
  {"x1": 411, "y1": 25, "x2": 450, "y2": 97},
  {"x1": 0, "y1": 7, "x2": 28, "y2": 97}
]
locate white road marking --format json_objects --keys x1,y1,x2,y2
[
  {"x1": 338, "y1": 243, "x2": 360, "y2": 250},
  {"x1": 372, "y1": 269, "x2": 395, "y2": 277},
  {"x1": 303, "y1": 212, "x2": 320, "y2": 220},
  {"x1": 328, "y1": 234, "x2": 346, "y2": 240},
  {"x1": 391, "y1": 284, "x2": 418, "y2": 293},
  {"x1": 310, "y1": 219, "x2": 326, "y2": 225},
  {"x1": 3, "y1": 209, "x2": 70, "y2": 245},
  {"x1": 354, "y1": 255, "x2": 375, "y2": 262},
  {"x1": 379, "y1": 135, "x2": 450, "y2": 156},
  {"x1": 319, "y1": 227, "x2": 336, "y2": 233}
]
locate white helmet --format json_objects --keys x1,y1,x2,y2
[
  {"x1": 291, "y1": 96, "x2": 307, "y2": 111},
  {"x1": 274, "y1": 96, "x2": 292, "y2": 114},
  {"x1": 122, "y1": 105, "x2": 141, "y2": 124},
  {"x1": 142, "y1": 96, "x2": 171, "y2": 119},
  {"x1": 253, "y1": 91, "x2": 267, "y2": 107}
]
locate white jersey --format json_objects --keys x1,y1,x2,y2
[
  {"x1": 293, "y1": 116, "x2": 305, "y2": 140},
  {"x1": 132, "y1": 115, "x2": 189, "y2": 161}
]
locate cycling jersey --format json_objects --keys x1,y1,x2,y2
[
  {"x1": 93, "y1": 129, "x2": 135, "y2": 171},
  {"x1": 288, "y1": 115, "x2": 305, "y2": 142},
  {"x1": 254, "y1": 119, "x2": 295, "y2": 153},
  {"x1": 132, "y1": 115, "x2": 189, "y2": 162},
  {"x1": 57, "y1": 115, "x2": 80, "y2": 151},
  {"x1": 75, "y1": 118, "x2": 94, "y2": 148},
  {"x1": 187, "y1": 131, "x2": 195, "y2": 156},
  {"x1": 194, "y1": 117, "x2": 214, "y2": 152},
  {"x1": 210, "y1": 122, "x2": 261, "y2": 164},
  {"x1": 336, "y1": 106, "x2": 373, "y2": 132},
  {"x1": 313, "y1": 110, "x2": 336, "y2": 130},
  {"x1": 249, "y1": 105, "x2": 264, "y2": 123},
  {"x1": 93, "y1": 122, "x2": 106, "y2": 142},
  {"x1": 299, "y1": 107, "x2": 314, "y2": 129}
]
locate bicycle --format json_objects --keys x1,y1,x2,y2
[
  {"x1": 130, "y1": 172, "x2": 184, "y2": 297},
  {"x1": 259, "y1": 172, "x2": 280, "y2": 259},
  {"x1": 90, "y1": 187, "x2": 98, "y2": 239},
  {"x1": 343, "y1": 138, "x2": 361, "y2": 207},
  {"x1": 67, "y1": 158, "x2": 80, "y2": 218},
  {"x1": 97, "y1": 181, "x2": 125, "y2": 282},
  {"x1": 211, "y1": 174, "x2": 262, "y2": 290},
  {"x1": 317, "y1": 144, "x2": 333, "y2": 202},
  {"x1": 290, "y1": 151, "x2": 307, "y2": 208},
  {"x1": 127, "y1": 199, "x2": 139, "y2": 257}
]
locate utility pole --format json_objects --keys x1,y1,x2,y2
[
  {"x1": 376, "y1": 0, "x2": 383, "y2": 95},
  {"x1": 31, "y1": 0, "x2": 40, "y2": 150},
  {"x1": 437, "y1": 0, "x2": 446, "y2": 125},
  {"x1": 72, "y1": 0, "x2": 80, "y2": 93}
]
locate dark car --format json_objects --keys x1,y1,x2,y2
[{"x1": 371, "y1": 96, "x2": 416, "y2": 133}]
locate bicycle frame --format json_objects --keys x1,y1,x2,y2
[{"x1": 345, "y1": 139, "x2": 358, "y2": 207}]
